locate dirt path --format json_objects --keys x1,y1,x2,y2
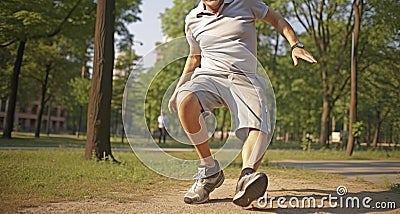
[{"x1": 19, "y1": 175, "x2": 399, "y2": 214}]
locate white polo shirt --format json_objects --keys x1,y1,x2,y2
[{"x1": 185, "y1": 0, "x2": 269, "y2": 75}]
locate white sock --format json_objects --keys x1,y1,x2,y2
[{"x1": 200, "y1": 156, "x2": 215, "y2": 168}]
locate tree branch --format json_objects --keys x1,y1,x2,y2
[
  {"x1": 333, "y1": 75, "x2": 350, "y2": 103},
  {"x1": 0, "y1": 40, "x2": 16, "y2": 47},
  {"x1": 31, "y1": 0, "x2": 83, "y2": 40}
]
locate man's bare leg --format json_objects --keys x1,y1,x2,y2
[
  {"x1": 177, "y1": 91, "x2": 224, "y2": 204},
  {"x1": 177, "y1": 91, "x2": 214, "y2": 166},
  {"x1": 241, "y1": 129, "x2": 269, "y2": 170},
  {"x1": 233, "y1": 129, "x2": 269, "y2": 207}
]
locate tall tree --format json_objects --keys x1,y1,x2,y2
[
  {"x1": 349, "y1": 0, "x2": 400, "y2": 148},
  {"x1": 0, "y1": 0, "x2": 89, "y2": 138},
  {"x1": 288, "y1": 0, "x2": 355, "y2": 146},
  {"x1": 85, "y1": 0, "x2": 116, "y2": 161},
  {"x1": 346, "y1": 0, "x2": 363, "y2": 156},
  {"x1": 2, "y1": 40, "x2": 25, "y2": 138},
  {"x1": 84, "y1": 0, "x2": 142, "y2": 160},
  {"x1": 22, "y1": 38, "x2": 79, "y2": 138}
]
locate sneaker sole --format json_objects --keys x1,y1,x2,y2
[
  {"x1": 184, "y1": 171, "x2": 225, "y2": 204},
  {"x1": 232, "y1": 173, "x2": 268, "y2": 207}
]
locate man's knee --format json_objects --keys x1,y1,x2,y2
[{"x1": 177, "y1": 91, "x2": 201, "y2": 114}]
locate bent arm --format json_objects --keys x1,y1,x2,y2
[
  {"x1": 263, "y1": 9, "x2": 317, "y2": 66},
  {"x1": 175, "y1": 47, "x2": 201, "y2": 89},
  {"x1": 263, "y1": 9, "x2": 299, "y2": 47}
]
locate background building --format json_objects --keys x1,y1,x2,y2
[{"x1": 0, "y1": 99, "x2": 67, "y2": 133}]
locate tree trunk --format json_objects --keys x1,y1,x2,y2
[
  {"x1": 346, "y1": 0, "x2": 363, "y2": 156},
  {"x1": 371, "y1": 123, "x2": 381, "y2": 148},
  {"x1": 366, "y1": 117, "x2": 371, "y2": 147},
  {"x1": 46, "y1": 101, "x2": 52, "y2": 135},
  {"x1": 372, "y1": 109, "x2": 390, "y2": 148},
  {"x1": 3, "y1": 40, "x2": 26, "y2": 139},
  {"x1": 319, "y1": 97, "x2": 330, "y2": 146},
  {"x1": 35, "y1": 64, "x2": 51, "y2": 138},
  {"x1": 85, "y1": 0, "x2": 116, "y2": 161},
  {"x1": 121, "y1": 125, "x2": 125, "y2": 144}
]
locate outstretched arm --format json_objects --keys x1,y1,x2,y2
[{"x1": 263, "y1": 9, "x2": 317, "y2": 66}]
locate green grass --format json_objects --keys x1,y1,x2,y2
[
  {"x1": 0, "y1": 150, "x2": 186, "y2": 212},
  {"x1": 0, "y1": 132, "x2": 86, "y2": 147},
  {"x1": 0, "y1": 132, "x2": 132, "y2": 150},
  {"x1": 1, "y1": 132, "x2": 398, "y2": 161}
]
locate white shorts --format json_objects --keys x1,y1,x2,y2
[{"x1": 177, "y1": 72, "x2": 271, "y2": 141}]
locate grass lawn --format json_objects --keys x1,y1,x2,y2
[
  {"x1": 0, "y1": 150, "x2": 181, "y2": 212},
  {"x1": 1, "y1": 132, "x2": 398, "y2": 161}
]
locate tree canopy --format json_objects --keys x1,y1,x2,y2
[{"x1": 152, "y1": 0, "x2": 400, "y2": 147}]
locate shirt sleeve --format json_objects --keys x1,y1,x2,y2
[
  {"x1": 184, "y1": 18, "x2": 200, "y2": 48},
  {"x1": 249, "y1": 0, "x2": 269, "y2": 19}
]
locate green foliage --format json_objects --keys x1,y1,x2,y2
[
  {"x1": 0, "y1": 0, "x2": 95, "y2": 41},
  {"x1": 0, "y1": 48, "x2": 12, "y2": 98},
  {"x1": 144, "y1": 57, "x2": 186, "y2": 129},
  {"x1": 354, "y1": 0, "x2": 400, "y2": 144},
  {"x1": 390, "y1": 183, "x2": 400, "y2": 193},
  {"x1": 115, "y1": 0, "x2": 142, "y2": 49},
  {"x1": 0, "y1": 0, "x2": 97, "y2": 136},
  {"x1": 156, "y1": 0, "x2": 400, "y2": 146},
  {"x1": 0, "y1": 0, "x2": 143, "y2": 135},
  {"x1": 352, "y1": 121, "x2": 363, "y2": 138},
  {"x1": 112, "y1": 48, "x2": 140, "y2": 111},
  {"x1": 301, "y1": 138, "x2": 312, "y2": 152},
  {"x1": 69, "y1": 77, "x2": 91, "y2": 107},
  {"x1": 19, "y1": 38, "x2": 80, "y2": 106}
]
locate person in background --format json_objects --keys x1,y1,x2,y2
[{"x1": 157, "y1": 111, "x2": 168, "y2": 144}]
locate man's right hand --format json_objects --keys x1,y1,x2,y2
[{"x1": 168, "y1": 91, "x2": 178, "y2": 113}]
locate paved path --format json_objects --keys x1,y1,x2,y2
[{"x1": 271, "y1": 160, "x2": 400, "y2": 185}]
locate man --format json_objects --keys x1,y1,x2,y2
[{"x1": 168, "y1": 0, "x2": 317, "y2": 207}]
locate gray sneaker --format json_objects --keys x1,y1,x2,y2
[
  {"x1": 232, "y1": 172, "x2": 268, "y2": 207},
  {"x1": 184, "y1": 160, "x2": 225, "y2": 204}
]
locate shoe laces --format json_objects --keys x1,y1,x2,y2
[
  {"x1": 191, "y1": 170, "x2": 207, "y2": 191},
  {"x1": 193, "y1": 167, "x2": 207, "y2": 179}
]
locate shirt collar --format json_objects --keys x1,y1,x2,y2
[{"x1": 195, "y1": 0, "x2": 234, "y2": 16}]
